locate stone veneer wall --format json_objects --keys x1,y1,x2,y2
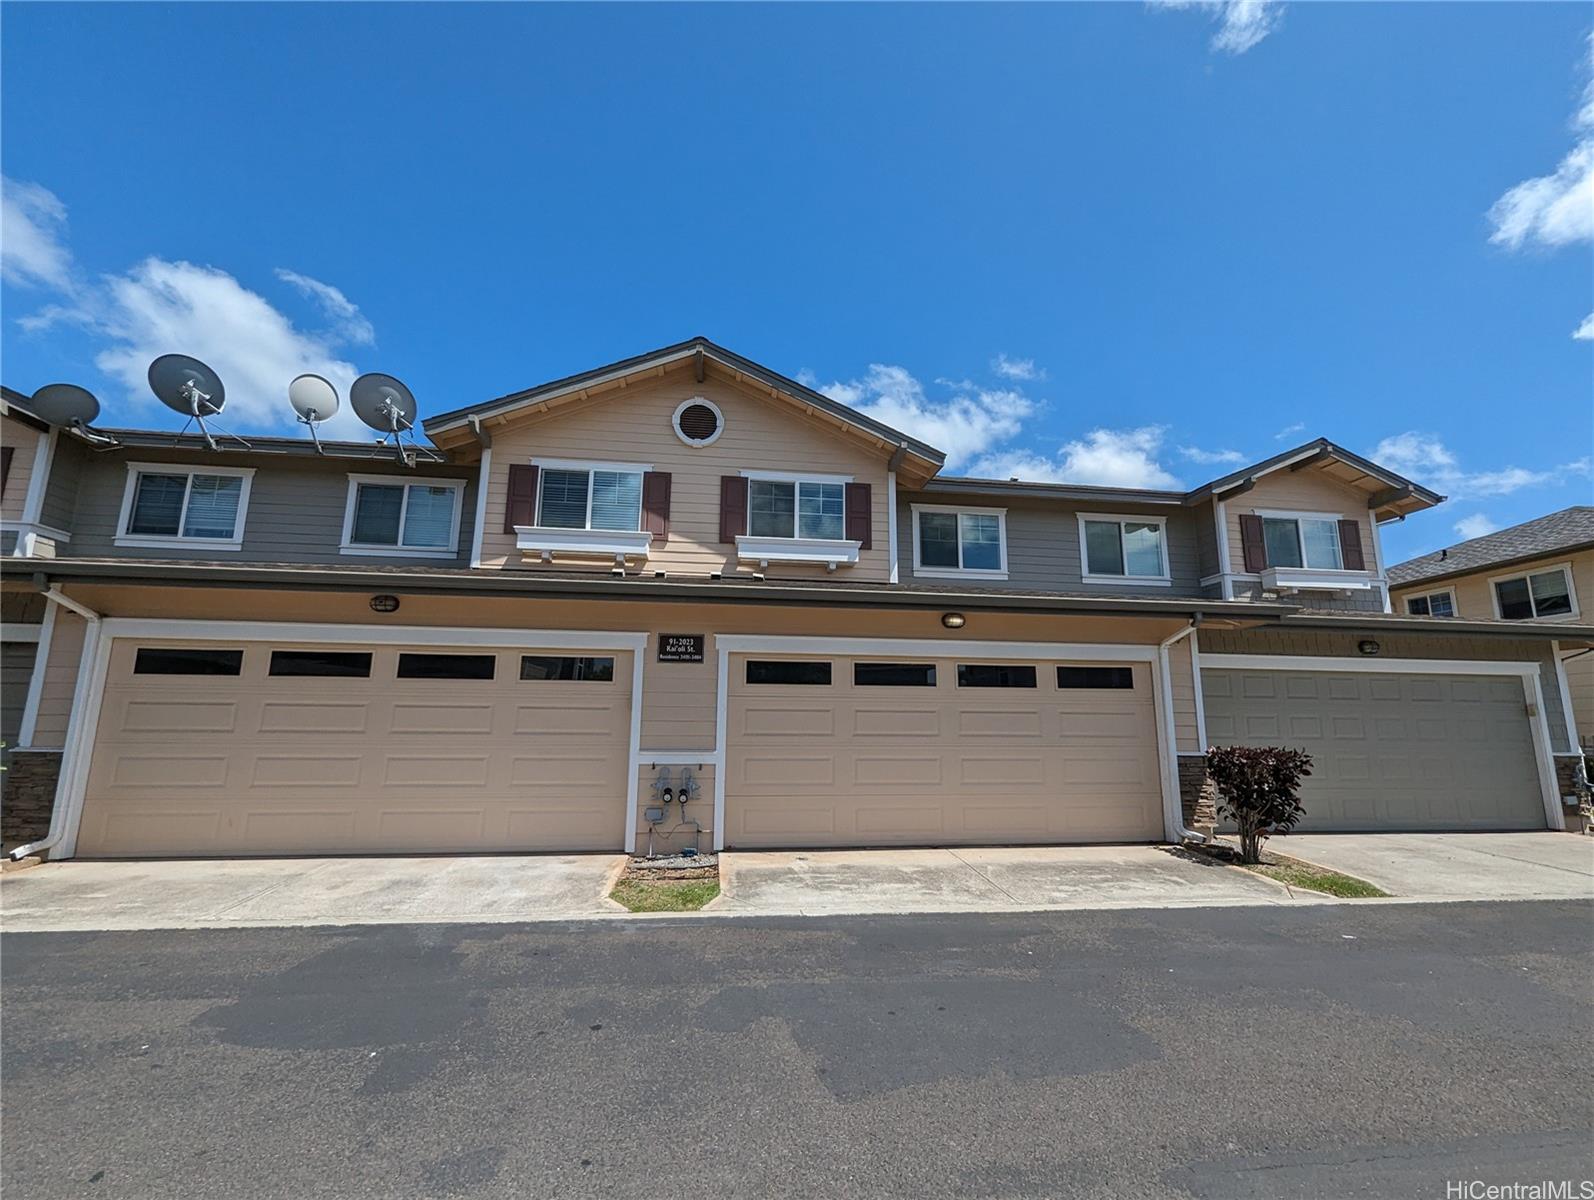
[
  {"x1": 2, "y1": 751, "x2": 61, "y2": 847},
  {"x1": 1177, "y1": 753, "x2": 1217, "y2": 836}
]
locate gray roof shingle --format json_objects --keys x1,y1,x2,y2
[{"x1": 1387, "y1": 506, "x2": 1594, "y2": 587}]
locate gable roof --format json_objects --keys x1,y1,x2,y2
[
  {"x1": 423, "y1": 336, "x2": 946, "y2": 483},
  {"x1": 1388, "y1": 506, "x2": 1594, "y2": 588},
  {"x1": 1182, "y1": 438, "x2": 1445, "y2": 519}
]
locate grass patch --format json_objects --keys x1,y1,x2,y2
[
  {"x1": 609, "y1": 878, "x2": 721, "y2": 913},
  {"x1": 1248, "y1": 859, "x2": 1388, "y2": 898}
]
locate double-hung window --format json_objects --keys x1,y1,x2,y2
[
  {"x1": 1079, "y1": 513, "x2": 1169, "y2": 583},
  {"x1": 538, "y1": 464, "x2": 644, "y2": 531},
  {"x1": 1260, "y1": 514, "x2": 1343, "y2": 570},
  {"x1": 342, "y1": 475, "x2": 466, "y2": 556},
  {"x1": 748, "y1": 478, "x2": 845, "y2": 541},
  {"x1": 1492, "y1": 565, "x2": 1576, "y2": 620},
  {"x1": 913, "y1": 505, "x2": 1006, "y2": 577},
  {"x1": 116, "y1": 463, "x2": 254, "y2": 549},
  {"x1": 1404, "y1": 589, "x2": 1456, "y2": 618}
]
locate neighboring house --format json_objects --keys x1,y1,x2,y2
[
  {"x1": 1389, "y1": 507, "x2": 1594, "y2": 756},
  {"x1": 0, "y1": 341, "x2": 1588, "y2": 861}
]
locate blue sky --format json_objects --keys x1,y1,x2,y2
[{"x1": 2, "y1": 2, "x2": 1590, "y2": 564}]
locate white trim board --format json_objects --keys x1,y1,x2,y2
[
  {"x1": 1551, "y1": 641, "x2": 1582, "y2": 755},
  {"x1": 15, "y1": 602, "x2": 57, "y2": 748},
  {"x1": 469, "y1": 447, "x2": 492, "y2": 568},
  {"x1": 714, "y1": 635, "x2": 1161, "y2": 661}
]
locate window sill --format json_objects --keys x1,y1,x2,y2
[
  {"x1": 913, "y1": 566, "x2": 1008, "y2": 581},
  {"x1": 339, "y1": 544, "x2": 459, "y2": 559},
  {"x1": 735, "y1": 535, "x2": 861, "y2": 567},
  {"x1": 1261, "y1": 567, "x2": 1379, "y2": 593},
  {"x1": 515, "y1": 526, "x2": 653, "y2": 561},
  {"x1": 1081, "y1": 573, "x2": 1173, "y2": 587},
  {"x1": 114, "y1": 535, "x2": 244, "y2": 552}
]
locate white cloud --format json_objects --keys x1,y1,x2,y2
[
  {"x1": 1453, "y1": 514, "x2": 1500, "y2": 540},
  {"x1": 1179, "y1": 444, "x2": 1247, "y2": 465},
  {"x1": 991, "y1": 353, "x2": 1044, "y2": 382},
  {"x1": 5, "y1": 179, "x2": 375, "y2": 437},
  {"x1": 1274, "y1": 421, "x2": 1307, "y2": 441},
  {"x1": 275, "y1": 269, "x2": 375, "y2": 346},
  {"x1": 974, "y1": 426, "x2": 1182, "y2": 489},
  {"x1": 1574, "y1": 312, "x2": 1594, "y2": 340},
  {"x1": 1, "y1": 175, "x2": 74, "y2": 292},
  {"x1": 1489, "y1": 35, "x2": 1594, "y2": 251},
  {"x1": 1153, "y1": 0, "x2": 1281, "y2": 55},
  {"x1": 1371, "y1": 431, "x2": 1559, "y2": 500},
  {"x1": 809, "y1": 364, "x2": 1034, "y2": 471}
]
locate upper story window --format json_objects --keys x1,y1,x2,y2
[
  {"x1": 1491, "y1": 564, "x2": 1576, "y2": 621},
  {"x1": 1079, "y1": 513, "x2": 1169, "y2": 584},
  {"x1": 912, "y1": 505, "x2": 1007, "y2": 578},
  {"x1": 341, "y1": 475, "x2": 466, "y2": 557},
  {"x1": 1404, "y1": 588, "x2": 1456, "y2": 618},
  {"x1": 1261, "y1": 514, "x2": 1343, "y2": 570},
  {"x1": 749, "y1": 477, "x2": 844, "y2": 540},
  {"x1": 116, "y1": 463, "x2": 254, "y2": 550},
  {"x1": 537, "y1": 461, "x2": 645, "y2": 531}
]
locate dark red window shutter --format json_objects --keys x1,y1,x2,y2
[
  {"x1": 1337, "y1": 519, "x2": 1365, "y2": 571},
  {"x1": 1238, "y1": 513, "x2": 1267, "y2": 573},
  {"x1": 504, "y1": 463, "x2": 539, "y2": 532},
  {"x1": 642, "y1": 471, "x2": 671, "y2": 543},
  {"x1": 0, "y1": 446, "x2": 12, "y2": 495},
  {"x1": 720, "y1": 476, "x2": 748, "y2": 544},
  {"x1": 844, "y1": 482, "x2": 872, "y2": 548}
]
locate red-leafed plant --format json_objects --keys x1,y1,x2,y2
[{"x1": 1205, "y1": 746, "x2": 1313, "y2": 864}]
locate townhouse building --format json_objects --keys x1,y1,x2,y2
[{"x1": 2, "y1": 338, "x2": 1588, "y2": 860}]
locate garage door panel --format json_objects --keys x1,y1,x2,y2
[
  {"x1": 852, "y1": 707, "x2": 940, "y2": 737},
  {"x1": 1204, "y1": 667, "x2": 1544, "y2": 832},
  {"x1": 853, "y1": 755, "x2": 943, "y2": 786},
  {"x1": 957, "y1": 709, "x2": 1042, "y2": 737},
  {"x1": 856, "y1": 806, "x2": 945, "y2": 837},
  {"x1": 77, "y1": 641, "x2": 631, "y2": 857}
]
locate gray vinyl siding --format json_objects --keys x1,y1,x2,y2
[
  {"x1": 0, "y1": 530, "x2": 14, "y2": 556},
  {"x1": 1193, "y1": 500, "x2": 1220, "y2": 580},
  {"x1": 897, "y1": 491, "x2": 1202, "y2": 597},
  {"x1": 55, "y1": 449, "x2": 478, "y2": 566},
  {"x1": 1198, "y1": 626, "x2": 1571, "y2": 759},
  {"x1": 39, "y1": 435, "x2": 85, "y2": 532}
]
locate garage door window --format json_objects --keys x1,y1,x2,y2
[
  {"x1": 133, "y1": 647, "x2": 244, "y2": 676},
  {"x1": 956, "y1": 663, "x2": 1036, "y2": 688},
  {"x1": 746, "y1": 660, "x2": 832, "y2": 685},
  {"x1": 396, "y1": 653, "x2": 496, "y2": 680},
  {"x1": 1493, "y1": 567, "x2": 1575, "y2": 620},
  {"x1": 853, "y1": 662, "x2": 937, "y2": 687},
  {"x1": 268, "y1": 650, "x2": 373, "y2": 678},
  {"x1": 520, "y1": 655, "x2": 615, "y2": 681},
  {"x1": 1057, "y1": 666, "x2": 1134, "y2": 689}
]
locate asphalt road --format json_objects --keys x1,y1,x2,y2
[{"x1": 3, "y1": 902, "x2": 1591, "y2": 1199}]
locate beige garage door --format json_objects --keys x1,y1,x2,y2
[
  {"x1": 725, "y1": 655, "x2": 1163, "y2": 848},
  {"x1": 1203, "y1": 668, "x2": 1547, "y2": 832},
  {"x1": 76, "y1": 641, "x2": 632, "y2": 858}
]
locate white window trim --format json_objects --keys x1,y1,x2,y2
[
  {"x1": 1078, "y1": 512, "x2": 1172, "y2": 586},
  {"x1": 910, "y1": 503, "x2": 1009, "y2": 580},
  {"x1": 672, "y1": 397, "x2": 724, "y2": 448},
  {"x1": 740, "y1": 469, "x2": 853, "y2": 485},
  {"x1": 739, "y1": 472, "x2": 853, "y2": 544},
  {"x1": 1402, "y1": 586, "x2": 1459, "y2": 618},
  {"x1": 1487, "y1": 561, "x2": 1580, "y2": 623},
  {"x1": 340, "y1": 474, "x2": 467, "y2": 558},
  {"x1": 530, "y1": 458, "x2": 650, "y2": 535},
  {"x1": 114, "y1": 462, "x2": 256, "y2": 551}
]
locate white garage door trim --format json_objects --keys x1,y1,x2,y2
[
  {"x1": 711, "y1": 635, "x2": 1174, "y2": 849},
  {"x1": 1201, "y1": 653, "x2": 1563, "y2": 831},
  {"x1": 51, "y1": 619, "x2": 649, "y2": 859}
]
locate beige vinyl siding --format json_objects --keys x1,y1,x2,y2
[
  {"x1": 476, "y1": 368, "x2": 893, "y2": 582},
  {"x1": 898, "y1": 494, "x2": 1199, "y2": 596},
  {"x1": 1, "y1": 417, "x2": 42, "y2": 523},
  {"x1": 56, "y1": 450, "x2": 476, "y2": 566},
  {"x1": 1566, "y1": 651, "x2": 1593, "y2": 750},
  {"x1": 1169, "y1": 634, "x2": 1200, "y2": 751},
  {"x1": 634, "y1": 762, "x2": 714, "y2": 857},
  {"x1": 30, "y1": 609, "x2": 85, "y2": 749}
]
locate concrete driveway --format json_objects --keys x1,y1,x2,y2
[
  {"x1": 1271, "y1": 832, "x2": 1594, "y2": 901},
  {"x1": 0, "y1": 854, "x2": 626, "y2": 932},
  {"x1": 714, "y1": 844, "x2": 1316, "y2": 916}
]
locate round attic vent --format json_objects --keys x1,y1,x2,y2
[{"x1": 673, "y1": 398, "x2": 723, "y2": 447}]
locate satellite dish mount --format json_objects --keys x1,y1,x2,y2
[
  {"x1": 27, "y1": 384, "x2": 120, "y2": 449},
  {"x1": 148, "y1": 354, "x2": 251, "y2": 451},
  {"x1": 350, "y1": 372, "x2": 441, "y2": 466},
  {"x1": 287, "y1": 374, "x2": 341, "y2": 454}
]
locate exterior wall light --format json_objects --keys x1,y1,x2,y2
[
  {"x1": 942, "y1": 612, "x2": 966, "y2": 629},
  {"x1": 1358, "y1": 639, "x2": 1380, "y2": 656},
  {"x1": 370, "y1": 594, "x2": 401, "y2": 614}
]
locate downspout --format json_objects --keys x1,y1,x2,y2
[
  {"x1": 8, "y1": 587, "x2": 102, "y2": 861},
  {"x1": 1158, "y1": 616, "x2": 1208, "y2": 844}
]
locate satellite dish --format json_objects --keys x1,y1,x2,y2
[
  {"x1": 351, "y1": 372, "x2": 417, "y2": 434},
  {"x1": 30, "y1": 383, "x2": 101, "y2": 427},
  {"x1": 147, "y1": 354, "x2": 247, "y2": 450},
  {"x1": 288, "y1": 374, "x2": 339, "y2": 454}
]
